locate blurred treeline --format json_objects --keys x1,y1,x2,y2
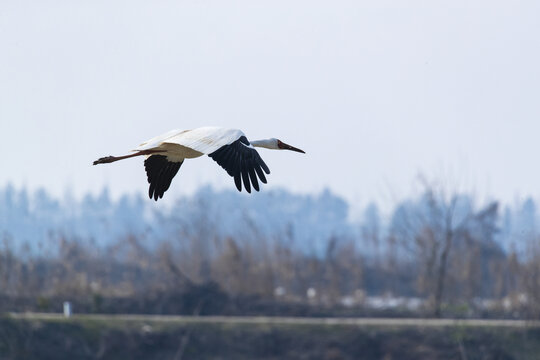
[{"x1": 1, "y1": 181, "x2": 540, "y2": 318}]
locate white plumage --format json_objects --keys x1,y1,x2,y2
[
  {"x1": 94, "y1": 126, "x2": 305, "y2": 201},
  {"x1": 136, "y1": 127, "x2": 244, "y2": 155}
]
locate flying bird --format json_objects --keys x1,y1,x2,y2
[{"x1": 93, "y1": 126, "x2": 305, "y2": 201}]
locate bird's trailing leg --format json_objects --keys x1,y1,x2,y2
[{"x1": 93, "y1": 150, "x2": 164, "y2": 165}]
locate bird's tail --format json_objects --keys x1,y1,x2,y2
[{"x1": 93, "y1": 150, "x2": 164, "y2": 165}]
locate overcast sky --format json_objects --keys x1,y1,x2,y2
[{"x1": 1, "y1": 0, "x2": 539, "y2": 211}]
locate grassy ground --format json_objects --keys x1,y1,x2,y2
[{"x1": 1, "y1": 314, "x2": 540, "y2": 359}]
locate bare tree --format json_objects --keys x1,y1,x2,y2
[{"x1": 390, "y1": 179, "x2": 499, "y2": 317}]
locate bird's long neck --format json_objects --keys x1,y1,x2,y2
[{"x1": 251, "y1": 139, "x2": 278, "y2": 149}]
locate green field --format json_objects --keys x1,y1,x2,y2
[{"x1": 1, "y1": 314, "x2": 540, "y2": 359}]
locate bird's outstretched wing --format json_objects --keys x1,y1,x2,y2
[
  {"x1": 136, "y1": 127, "x2": 244, "y2": 155},
  {"x1": 208, "y1": 136, "x2": 270, "y2": 193},
  {"x1": 137, "y1": 127, "x2": 270, "y2": 194},
  {"x1": 144, "y1": 155, "x2": 183, "y2": 201}
]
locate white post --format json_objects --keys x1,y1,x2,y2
[{"x1": 63, "y1": 301, "x2": 72, "y2": 317}]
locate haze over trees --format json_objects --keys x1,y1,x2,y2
[{"x1": 1, "y1": 182, "x2": 540, "y2": 318}]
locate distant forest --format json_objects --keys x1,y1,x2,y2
[{"x1": 1, "y1": 182, "x2": 540, "y2": 318}]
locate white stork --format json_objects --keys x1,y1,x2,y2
[{"x1": 93, "y1": 126, "x2": 305, "y2": 201}]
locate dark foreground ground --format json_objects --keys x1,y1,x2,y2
[{"x1": 1, "y1": 314, "x2": 540, "y2": 360}]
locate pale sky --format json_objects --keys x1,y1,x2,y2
[{"x1": 1, "y1": 0, "x2": 539, "y2": 211}]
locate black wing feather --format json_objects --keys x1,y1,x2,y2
[
  {"x1": 144, "y1": 155, "x2": 183, "y2": 201},
  {"x1": 248, "y1": 167, "x2": 259, "y2": 191},
  {"x1": 208, "y1": 136, "x2": 270, "y2": 192},
  {"x1": 241, "y1": 158, "x2": 251, "y2": 193},
  {"x1": 254, "y1": 165, "x2": 267, "y2": 184}
]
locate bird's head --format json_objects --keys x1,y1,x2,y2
[{"x1": 251, "y1": 138, "x2": 305, "y2": 153}]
